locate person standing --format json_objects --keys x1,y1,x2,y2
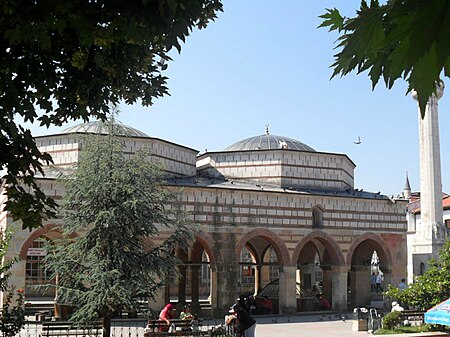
[
  {"x1": 376, "y1": 272, "x2": 383, "y2": 292},
  {"x1": 370, "y1": 272, "x2": 377, "y2": 292},
  {"x1": 227, "y1": 299, "x2": 256, "y2": 337},
  {"x1": 398, "y1": 278, "x2": 408, "y2": 290}
]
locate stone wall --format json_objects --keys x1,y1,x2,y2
[{"x1": 197, "y1": 150, "x2": 355, "y2": 191}]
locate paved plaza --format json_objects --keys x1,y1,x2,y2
[{"x1": 253, "y1": 315, "x2": 450, "y2": 337}]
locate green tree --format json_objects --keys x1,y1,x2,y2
[
  {"x1": 319, "y1": 0, "x2": 450, "y2": 116},
  {"x1": 0, "y1": 0, "x2": 223, "y2": 230},
  {"x1": 0, "y1": 231, "x2": 25, "y2": 337},
  {"x1": 43, "y1": 119, "x2": 194, "y2": 337},
  {"x1": 386, "y1": 240, "x2": 450, "y2": 310}
]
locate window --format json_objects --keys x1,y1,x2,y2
[
  {"x1": 312, "y1": 206, "x2": 324, "y2": 228},
  {"x1": 240, "y1": 248, "x2": 255, "y2": 286},
  {"x1": 268, "y1": 248, "x2": 279, "y2": 282},
  {"x1": 26, "y1": 238, "x2": 52, "y2": 286}
]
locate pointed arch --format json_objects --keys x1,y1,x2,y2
[
  {"x1": 346, "y1": 232, "x2": 393, "y2": 272},
  {"x1": 292, "y1": 230, "x2": 345, "y2": 266},
  {"x1": 235, "y1": 228, "x2": 290, "y2": 266},
  {"x1": 192, "y1": 230, "x2": 221, "y2": 272},
  {"x1": 19, "y1": 224, "x2": 78, "y2": 260}
]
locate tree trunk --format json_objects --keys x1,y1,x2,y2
[{"x1": 102, "y1": 315, "x2": 111, "y2": 337}]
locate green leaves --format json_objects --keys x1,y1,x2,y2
[
  {"x1": 0, "y1": 0, "x2": 223, "y2": 230},
  {"x1": 320, "y1": 0, "x2": 450, "y2": 117},
  {"x1": 318, "y1": 8, "x2": 344, "y2": 32},
  {"x1": 386, "y1": 240, "x2": 450, "y2": 310}
]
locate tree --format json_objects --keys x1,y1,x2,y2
[
  {"x1": 0, "y1": 0, "x2": 223, "y2": 230},
  {"x1": 386, "y1": 240, "x2": 450, "y2": 311},
  {"x1": 0, "y1": 231, "x2": 25, "y2": 337},
  {"x1": 43, "y1": 120, "x2": 195, "y2": 337},
  {"x1": 319, "y1": 0, "x2": 450, "y2": 116}
]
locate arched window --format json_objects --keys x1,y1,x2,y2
[
  {"x1": 25, "y1": 237, "x2": 54, "y2": 296},
  {"x1": 420, "y1": 262, "x2": 426, "y2": 275},
  {"x1": 312, "y1": 205, "x2": 324, "y2": 228}
]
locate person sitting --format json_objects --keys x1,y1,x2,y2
[
  {"x1": 391, "y1": 301, "x2": 404, "y2": 312},
  {"x1": 179, "y1": 304, "x2": 194, "y2": 321},
  {"x1": 317, "y1": 294, "x2": 331, "y2": 310},
  {"x1": 179, "y1": 304, "x2": 194, "y2": 331},
  {"x1": 158, "y1": 303, "x2": 176, "y2": 332}
]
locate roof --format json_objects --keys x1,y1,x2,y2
[
  {"x1": 408, "y1": 193, "x2": 450, "y2": 213},
  {"x1": 224, "y1": 133, "x2": 315, "y2": 152},
  {"x1": 165, "y1": 176, "x2": 393, "y2": 201},
  {"x1": 63, "y1": 120, "x2": 149, "y2": 138}
]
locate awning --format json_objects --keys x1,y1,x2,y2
[{"x1": 425, "y1": 298, "x2": 450, "y2": 326}]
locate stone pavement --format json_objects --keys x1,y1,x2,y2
[{"x1": 253, "y1": 314, "x2": 450, "y2": 337}]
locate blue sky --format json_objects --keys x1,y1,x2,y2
[{"x1": 31, "y1": 1, "x2": 450, "y2": 197}]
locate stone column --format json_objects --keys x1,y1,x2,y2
[
  {"x1": 350, "y1": 265, "x2": 371, "y2": 308},
  {"x1": 412, "y1": 83, "x2": 446, "y2": 273},
  {"x1": 177, "y1": 265, "x2": 187, "y2": 305},
  {"x1": 190, "y1": 265, "x2": 201, "y2": 314},
  {"x1": 322, "y1": 268, "x2": 333, "y2": 304},
  {"x1": 254, "y1": 265, "x2": 262, "y2": 295},
  {"x1": 278, "y1": 265, "x2": 297, "y2": 314},
  {"x1": 330, "y1": 266, "x2": 348, "y2": 311}
]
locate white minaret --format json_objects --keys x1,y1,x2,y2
[
  {"x1": 404, "y1": 172, "x2": 411, "y2": 200},
  {"x1": 411, "y1": 82, "x2": 446, "y2": 274}
]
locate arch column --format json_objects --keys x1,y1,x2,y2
[
  {"x1": 254, "y1": 265, "x2": 262, "y2": 295},
  {"x1": 190, "y1": 265, "x2": 201, "y2": 314},
  {"x1": 177, "y1": 265, "x2": 187, "y2": 305},
  {"x1": 279, "y1": 265, "x2": 297, "y2": 314},
  {"x1": 330, "y1": 265, "x2": 348, "y2": 311},
  {"x1": 350, "y1": 265, "x2": 371, "y2": 308}
]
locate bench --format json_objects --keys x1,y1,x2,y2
[
  {"x1": 144, "y1": 319, "x2": 208, "y2": 337},
  {"x1": 41, "y1": 321, "x2": 103, "y2": 337},
  {"x1": 400, "y1": 310, "x2": 425, "y2": 326}
]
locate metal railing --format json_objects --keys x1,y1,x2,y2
[{"x1": 17, "y1": 318, "x2": 235, "y2": 337}]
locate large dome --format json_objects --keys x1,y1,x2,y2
[
  {"x1": 225, "y1": 133, "x2": 315, "y2": 152},
  {"x1": 63, "y1": 120, "x2": 149, "y2": 138}
]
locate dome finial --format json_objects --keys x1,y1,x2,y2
[{"x1": 265, "y1": 124, "x2": 270, "y2": 135}]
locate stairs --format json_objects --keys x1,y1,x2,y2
[{"x1": 370, "y1": 292, "x2": 385, "y2": 310}]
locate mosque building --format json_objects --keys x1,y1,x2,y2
[{"x1": 1, "y1": 121, "x2": 408, "y2": 316}]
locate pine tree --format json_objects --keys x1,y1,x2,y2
[{"x1": 44, "y1": 119, "x2": 193, "y2": 337}]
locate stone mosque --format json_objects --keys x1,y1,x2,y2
[{"x1": 1, "y1": 120, "x2": 411, "y2": 316}]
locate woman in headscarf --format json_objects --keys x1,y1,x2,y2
[{"x1": 159, "y1": 303, "x2": 176, "y2": 332}]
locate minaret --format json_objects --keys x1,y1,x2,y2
[
  {"x1": 404, "y1": 172, "x2": 411, "y2": 200},
  {"x1": 411, "y1": 82, "x2": 446, "y2": 273}
]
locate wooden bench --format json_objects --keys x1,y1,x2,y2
[
  {"x1": 400, "y1": 310, "x2": 425, "y2": 326},
  {"x1": 41, "y1": 321, "x2": 102, "y2": 337},
  {"x1": 144, "y1": 319, "x2": 208, "y2": 337}
]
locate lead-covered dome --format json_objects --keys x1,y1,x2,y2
[
  {"x1": 63, "y1": 120, "x2": 148, "y2": 138},
  {"x1": 224, "y1": 133, "x2": 315, "y2": 152}
]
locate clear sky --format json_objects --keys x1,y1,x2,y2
[{"x1": 29, "y1": 1, "x2": 450, "y2": 197}]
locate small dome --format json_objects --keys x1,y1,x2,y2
[
  {"x1": 225, "y1": 133, "x2": 315, "y2": 152},
  {"x1": 63, "y1": 120, "x2": 148, "y2": 138}
]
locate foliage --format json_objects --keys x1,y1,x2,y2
[
  {"x1": 0, "y1": 0, "x2": 223, "y2": 230},
  {"x1": 43, "y1": 119, "x2": 195, "y2": 337},
  {"x1": 375, "y1": 324, "x2": 433, "y2": 335},
  {"x1": 386, "y1": 240, "x2": 450, "y2": 310},
  {"x1": 319, "y1": 0, "x2": 450, "y2": 117},
  {"x1": 382, "y1": 311, "x2": 403, "y2": 330},
  {"x1": 0, "y1": 289, "x2": 25, "y2": 337},
  {"x1": 0, "y1": 231, "x2": 25, "y2": 337}
]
